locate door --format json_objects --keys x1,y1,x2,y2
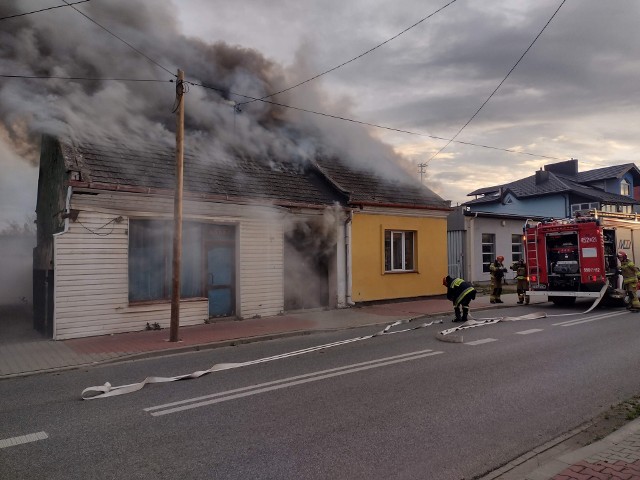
[{"x1": 205, "y1": 227, "x2": 236, "y2": 318}]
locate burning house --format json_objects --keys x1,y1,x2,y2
[
  {"x1": 1, "y1": 0, "x2": 451, "y2": 339},
  {"x1": 33, "y1": 137, "x2": 450, "y2": 339}
]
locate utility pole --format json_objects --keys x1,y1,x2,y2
[
  {"x1": 170, "y1": 69, "x2": 185, "y2": 343},
  {"x1": 417, "y1": 162, "x2": 427, "y2": 184}
]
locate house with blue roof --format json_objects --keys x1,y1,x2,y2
[{"x1": 447, "y1": 159, "x2": 640, "y2": 283}]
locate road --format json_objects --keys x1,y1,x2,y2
[{"x1": 1, "y1": 302, "x2": 640, "y2": 479}]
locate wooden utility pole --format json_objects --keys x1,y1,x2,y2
[
  {"x1": 170, "y1": 69, "x2": 185, "y2": 342},
  {"x1": 418, "y1": 162, "x2": 427, "y2": 184}
]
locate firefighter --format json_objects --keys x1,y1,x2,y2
[
  {"x1": 490, "y1": 255, "x2": 508, "y2": 304},
  {"x1": 617, "y1": 251, "x2": 640, "y2": 311},
  {"x1": 443, "y1": 275, "x2": 477, "y2": 322},
  {"x1": 510, "y1": 258, "x2": 530, "y2": 305}
]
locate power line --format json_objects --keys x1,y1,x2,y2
[
  {"x1": 426, "y1": 0, "x2": 567, "y2": 164},
  {"x1": 0, "y1": 0, "x2": 90, "y2": 21},
  {"x1": 236, "y1": 0, "x2": 458, "y2": 107},
  {"x1": 190, "y1": 80, "x2": 563, "y2": 161},
  {"x1": 60, "y1": 0, "x2": 176, "y2": 77},
  {"x1": 0, "y1": 74, "x2": 173, "y2": 83}
]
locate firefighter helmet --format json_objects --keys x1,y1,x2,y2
[
  {"x1": 618, "y1": 250, "x2": 628, "y2": 260},
  {"x1": 496, "y1": 255, "x2": 504, "y2": 262}
]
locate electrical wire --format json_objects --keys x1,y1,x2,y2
[
  {"x1": 0, "y1": 0, "x2": 90, "y2": 21},
  {"x1": 60, "y1": 0, "x2": 176, "y2": 77},
  {"x1": 190, "y1": 80, "x2": 563, "y2": 161},
  {"x1": 236, "y1": 0, "x2": 458, "y2": 107},
  {"x1": 77, "y1": 216, "x2": 123, "y2": 236},
  {"x1": 426, "y1": 0, "x2": 567, "y2": 164},
  {"x1": 0, "y1": 74, "x2": 174, "y2": 83}
]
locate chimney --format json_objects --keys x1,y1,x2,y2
[
  {"x1": 544, "y1": 158, "x2": 578, "y2": 176},
  {"x1": 535, "y1": 168, "x2": 550, "y2": 185}
]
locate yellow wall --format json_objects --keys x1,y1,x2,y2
[{"x1": 351, "y1": 212, "x2": 447, "y2": 302}]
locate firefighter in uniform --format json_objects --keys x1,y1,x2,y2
[
  {"x1": 618, "y1": 251, "x2": 640, "y2": 311},
  {"x1": 510, "y1": 259, "x2": 530, "y2": 305},
  {"x1": 490, "y1": 255, "x2": 507, "y2": 303},
  {"x1": 443, "y1": 275, "x2": 477, "y2": 323}
]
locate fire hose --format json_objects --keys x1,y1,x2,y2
[{"x1": 81, "y1": 285, "x2": 608, "y2": 400}]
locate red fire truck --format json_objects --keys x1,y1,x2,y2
[{"x1": 525, "y1": 211, "x2": 640, "y2": 305}]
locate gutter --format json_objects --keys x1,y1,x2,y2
[
  {"x1": 68, "y1": 180, "x2": 338, "y2": 211},
  {"x1": 350, "y1": 201, "x2": 453, "y2": 212}
]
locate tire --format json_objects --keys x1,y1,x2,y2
[{"x1": 549, "y1": 296, "x2": 577, "y2": 306}]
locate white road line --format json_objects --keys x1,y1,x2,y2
[
  {"x1": 516, "y1": 329, "x2": 544, "y2": 335},
  {"x1": 552, "y1": 311, "x2": 627, "y2": 327},
  {"x1": 145, "y1": 349, "x2": 439, "y2": 412},
  {"x1": 148, "y1": 351, "x2": 443, "y2": 416},
  {"x1": 0, "y1": 431, "x2": 48, "y2": 449},
  {"x1": 465, "y1": 338, "x2": 497, "y2": 346}
]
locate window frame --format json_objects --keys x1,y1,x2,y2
[
  {"x1": 481, "y1": 233, "x2": 495, "y2": 273},
  {"x1": 511, "y1": 233, "x2": 523, "y2": 264},
  {"x1": 384, "y1": 229, "x2": 416, "y2": 273},
  {"x1": 128, "y1": 219, "x2": 208, "y2": 303},
  {"x1": 621, "y1": 179, "x2": 631, "y2": 197}
]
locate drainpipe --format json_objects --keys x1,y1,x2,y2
[{"x1": 345, "y1": 209, "x2": 355, "y2": 306}]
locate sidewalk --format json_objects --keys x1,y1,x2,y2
[{"x1": 3, "y1": 293, "x2": 640, "y2": 479}]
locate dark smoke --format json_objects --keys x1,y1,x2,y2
[{"x1": 0, "y1": 0, "x2": 424, "y2": 177}]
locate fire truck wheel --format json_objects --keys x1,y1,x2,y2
[{"x1": 549, "y1": 296, "x2": 576, "y2": 306}]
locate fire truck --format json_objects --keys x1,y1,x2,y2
[{"x1": 524, "y1": 211, "x2": 640, "y2": 306}]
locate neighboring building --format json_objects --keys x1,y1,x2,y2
[
  {"x1": 34, "y1": 136, "x2": 450, "y2": 339},
  {"x1": 450, "y1": 159, "x2": 640, "y2": 283}
]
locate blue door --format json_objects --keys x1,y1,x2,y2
[{"x1": 206, "y1": 243, "x2": 235, "y2": 318}]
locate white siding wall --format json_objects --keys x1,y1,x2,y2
[{"x1": 53, "y1": 191, "x2": 285, "y2": 339}]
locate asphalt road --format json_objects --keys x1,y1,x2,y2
[{"x1": 2, "y1": 302, "x2": 640, "y2": 480}]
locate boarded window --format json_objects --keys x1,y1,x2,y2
[{"x1": 128, "y1": 220, "x2": 205, "y2": 302}]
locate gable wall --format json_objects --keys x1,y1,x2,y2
[
  {"x1": 53, "y1": 191, "x2": 284, "y2": 339},
  {"x1": 350, "y1": 209, "x2": 448, "y2": 302}
]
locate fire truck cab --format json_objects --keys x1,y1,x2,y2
[{"x1": 525, "y1": 211, "x2": 640, "y2": 306}]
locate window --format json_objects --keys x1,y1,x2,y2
[
  {"x1": 384, "y1": 230, "x2": 415, "y2": 272},
  {"x1": 481, "y1": 233, "x2": 495, "y2": 273},
  {"x1": 129, "y1": 220, "x2": 206, "y2": 302},
  {"x1": 570, "y1": 202, "x2": 599, "y2": 214},
  {"x1": 621, "y1": 179, "x2": 631, "y2": 197},
  {"x1": 511, "y1": 234, "x2": 523, "y2": 263}
]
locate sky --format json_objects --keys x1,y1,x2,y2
[{"x1": 1, "y1": 0, "x2": 639, "y2": 228}]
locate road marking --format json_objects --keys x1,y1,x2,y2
[
  {"x1": 0, "y1": 431, "x2": 48, "y2": 449},
  {"x1": 465, "y1": 338, "x2": 497, "y2": 345},
  {"x1": 147, "y1": 349, "x2": 443, "y2": 416},
  {"x1": 552, "y1": 311, "x2": 627, "y2": 327},
  {"x1": 516, "y1": 329, "x2": 544, "y2": 335}
]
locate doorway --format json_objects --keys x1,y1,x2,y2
[{"x1": 205, "y1": 225, "x2": 236, "y2": 318}]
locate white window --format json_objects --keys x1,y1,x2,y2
[
  {"x1": 621, "y1": 179, "x2": 631, "y2": 197},
  {"x1": 482, "y1": 233, "x2": 495, "y2": 273},
  {"x1": 384, "y1": 230, "x2": 415, "y2": 272},
  {"x1": 511, "y1": 234, "x2": 523, "y2": 263},
  {"x1": 571, "y1": 202, "x2": 599, "y2": 214}
]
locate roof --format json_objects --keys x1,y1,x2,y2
[
  {"x1": 316, "y1": 157, "x2": 449, "y2": 209},
  {"x1": 566, "y1": 163, "x2": 640, "y2": 183},
  {"x1": 60, "y1": 140, "x2": 449, "y2": 210},
  {"x1": 463, "y1": 169, "x2": 640, "y2": 207}
]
